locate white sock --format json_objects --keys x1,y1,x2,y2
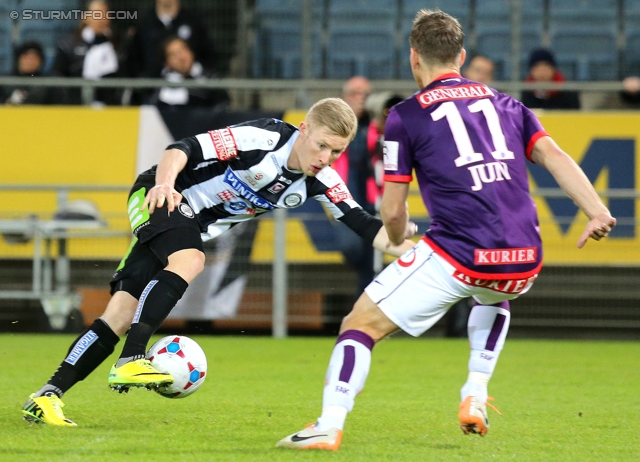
[
  {"x1": 461, "y1": 302, "x2": 511, "y2": 403},
  {"x1": 315, "y1": 330, "x2": 374, "y2": 431},
  {"x1": 316, "y1": 406, "x2": 348, "y2": 431},
  {"x1": 460, "y1": 371, "x2": 491, "y2": 404}
]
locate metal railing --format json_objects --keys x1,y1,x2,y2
[
  {"x1": 1, "y1": 184, "x2": 639, "y2": 335},
  {"x1": 0, "y1": 76, "x2": 630, "y2": 108}
]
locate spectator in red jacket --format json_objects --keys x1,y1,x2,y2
[{"x1": 521, "y1": 48, "x2": 581, "y2": 110}]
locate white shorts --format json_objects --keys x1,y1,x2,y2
[{"x1": 364, "y1": 240, "x2": 537, "y2": 337}]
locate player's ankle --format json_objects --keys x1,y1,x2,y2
[
  {"x1": 316, "y1": 405, "x2": 348, "y2": 431},
  {"x1": 115, "y1": 354, "x2": 145, "y2": 368},
  {"x1": 34, "y1": 385, "x2": 63, "y2": 399}
]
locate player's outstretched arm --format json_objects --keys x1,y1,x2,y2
[
  {"x1": 142, "y1": 148, "x2": 188, "y2": 214},
  {"x1": 372, "y1": 224, "x2": 417, "y2": 257},
  {"x1": 380, "y1": 181, "x2": 412, "y2": 246},
  {"x1": 530, "y1": 136, "x2": 616, "y2": 248}
]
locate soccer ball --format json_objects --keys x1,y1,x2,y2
[{"x1": 146, "y1": 335, "x2": 207, "y2": 399}]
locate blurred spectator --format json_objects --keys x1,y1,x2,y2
[
  {"x1": 52, "y1": 0, "x2": 121, "y2": 105},
  {"x1": 600, "y1": 76, "x2": 640, "y2": 109},
  {"x1": 521, "y1": 48, "x2": 581, "y2": 110},
  {"x1": 125, "y1": 0, "x2": 225, "y2": 78},
  {"x1": 148, "y1": 36, "x2": 230, "y2": 108},
  {"x1": 1, "y1": 41, "x2": 64, "y2": 105},
  {"x1": 365, "y1": 92, "x2": 403, "y2": 207},
  {"x1": 463, "y1": 55, "x2": 495, "y2": 84},
  {"x1": 620, "y1": 76, "x2": 640, "y2": 106},
  {"x1": 332, "y1": 76, "x2": 376, "y2": 300}
]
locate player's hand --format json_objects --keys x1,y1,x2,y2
[
  {"x1": 577, "y1": 212, "x2": 616, "y2": 248},
  {"x1": 405, "y1": 221, "x2": 418, "y2": 238},
  {"x1": 143, "y1": 184, "x2": 182, "y2": 214}
]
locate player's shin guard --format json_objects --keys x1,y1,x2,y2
[
  {"x1": 461, "y1": 301, "x2": 510, "y2": 403},
  {"x1": 37, "y1": 318, "x2": 120, "y2": 397},
  {"x1": 118, "y1": 270, "x2": 188, "y2": 362},
  {"x1": 316, "y1": 330, "x2": 374, "y2": 431}
]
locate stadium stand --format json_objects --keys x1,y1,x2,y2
[
  {"x1": 17, "y1": 0, "x2": 80, "y2": 74},
  {"x1": 548, "y1": 0, "x2": 620, "y2": 80},
  {"x1": 401, "y1": 0, "x2": 470, "y2": 34},
  {"x1": 249, "y1": 0, "x2": 634, "y2": 82},
  {"x1": 252, "y1": 0, "x2": 323, "y2": 78},
  {"x1": 0, "y1": 0, "x2": 17, "y2": 75},
  {"x1": 399, "y1": 0, "x2": 471, "y2": 80},
  {"x1": 623, "y1": 0, "x2": 640, "y2": 76},
  {"x1": 475, "y1": 0, "x2": 545, "y2": 80},
  {"x1": 326, "y1": 0, "x2": 398, "y2": 79}
]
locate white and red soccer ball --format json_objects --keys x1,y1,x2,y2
[{"x1": 146, "y1": 335, "x2": 207, "y2": 398}]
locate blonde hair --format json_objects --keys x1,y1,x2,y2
[
  {"x1": 306, "y1": 97, "x2": 358, "y2": 141},
  {"x1": 410, "y1": 9, "x2": 464, "y2": 67}
]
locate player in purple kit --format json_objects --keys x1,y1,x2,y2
[{"x1": 277, "y1": 9, "x2": 616, "y2": 450}]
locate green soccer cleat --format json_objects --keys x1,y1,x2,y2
[
  {"x1": 108, "y1": 358, "x2": 174, "y2": 393},
  {"x1": 22, "y1": 392, "x2": 77, "y2": 426}
]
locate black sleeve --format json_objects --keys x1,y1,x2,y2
[
  {"x1": 338, "y1": 208, "x2": 383, "y2": 246},
  {"x1": 166, "y1": 136, "x2": 202, "y2": 159}
]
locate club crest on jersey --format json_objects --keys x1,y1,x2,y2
[
  {"x1": 283, "y1": 193, "x2": 302, "y2": 207},
  {"x1": 267, "y1": 183, "x2": 285, "y2": 194},
  {"x1": 208, "y1": 127, "x2": 238, "y2": 161},
  {"x1": 177, "y1": 203, "x2": 195, "y2": 218},
  {"x1": 326, "y1": 183, "x2": 353, "y2": 204}
]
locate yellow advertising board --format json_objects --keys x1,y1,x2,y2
[
  {"x1": 0, "y1": 108, "x2": 637, "y2": 265},
  {"x1": 532, "y1": 112, "x2": 639, "y2": 264},
  {"x1": 0, "y1": 106, "x2": 137, "y2": 259}
]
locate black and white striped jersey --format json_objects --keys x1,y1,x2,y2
[{"x1": 161, "y1": 118, "x2": 381, "y2": 243}]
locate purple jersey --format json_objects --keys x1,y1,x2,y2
[{"x1": 383, "y1": 73, "x2": 548, "y2": 279}]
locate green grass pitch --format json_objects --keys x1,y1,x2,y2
[{"x1": 1, "y1": 334, "x2": 639, "y2": 461}]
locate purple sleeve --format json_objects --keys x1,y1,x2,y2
[
  {"x1": 382, "y1": 108, "x2": 413, "y2": 183},
  {"x1": 520, "y1": 104, "x2": 549, "y2": 161}
]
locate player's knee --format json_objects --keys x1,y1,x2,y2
[
  {"x1": 182, "y1": 254, "x2": 205, "y2": 281},
  {"x1": 166, "y1": 248, "x2": 205, "y2": 282},
  {"x1": 189, "y1": 250, "x2": 206, "y2": 275},
  {"x1": 340, "y1": 294, "x2": 395, "y2": 341}
]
